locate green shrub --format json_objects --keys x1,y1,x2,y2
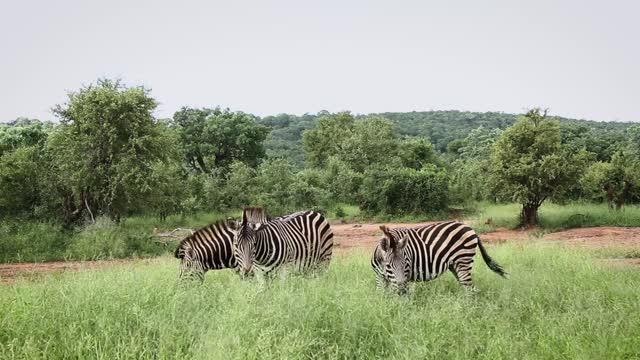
[
  {"x1": 360, "y1": 165, "x2": 449, "y2": 215},
  {"x1": 65, "y1": 218, "x2": 127, "y2": 260},
  {"x1": 0, "y1": 220, "x2": 67, "y2": 263}
]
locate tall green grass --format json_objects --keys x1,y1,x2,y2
[
  {"x1": 469, "y1": 202, "x2": 640, "y2": 232},
  {"x1": 0, "y1": 212, "x2": 232, "y2": 264},
  {"x1": 1, "y1": 244, "x2": 639, "y2": 359}
]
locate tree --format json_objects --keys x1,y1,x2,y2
[
  {"x1": 0, "y1": 146, "x2": 43, "y2": 216},
  {"x1": 0, "y1": 119, "x2": 49, "y2": 156},
  {"x1": 302, "y1": 112, "x2": 355, "y2": 168},
  {"x1": 449, "y1": 127, "x2": 502, "y2": 202},
  {"x1": 580, "y1": 152, "x2": 640, "y2": 209},
  {"x1": 50, "y1": 79, "x2": 175, "y2": 223},
  {"x1": 490, "y1": 109, "x2": 587, "y2": 227},
  {"x1": 173, "y1": 107, "x2": 268, "y2": 174},
  {"x1": 340, "y1": 116, "x2": 399, "y2": 172},
  {"x1": 222, "y1": 161, "x2": 260, "y2": 209},
  {"x1": 254, "y1": 158, "x2": 295, "y2": 215}
]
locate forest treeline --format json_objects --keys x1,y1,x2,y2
[{"x1": 1, "y1": 79, "x2": 639, "y2": 227}]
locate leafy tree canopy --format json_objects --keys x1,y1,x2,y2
[
  {"x1": 173, "y1": 107, "x2": 268, "y2": 174},
  {"x1": 490, "y1": 109, "x2": 588, "y2": 226}
]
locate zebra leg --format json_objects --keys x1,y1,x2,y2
[
  {"x1": 451, "y1": 262, "x2": 478, "y2": 292},
  {"x1": 177, "y1": 259, "x2": 205, "y2": 285},
  {"x1": 448, "y1": 263, "x2": 460, "y2": 282}
]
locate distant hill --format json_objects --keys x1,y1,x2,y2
[{"x1": 258, "y1": 110, "x2": 636, "y2": 167}]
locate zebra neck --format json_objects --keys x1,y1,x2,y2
[{"x1": 254, "y1": 230, "x2": 277, "y2": 264}]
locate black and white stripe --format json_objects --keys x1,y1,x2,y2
[
  {"x1": 234, "y1": 207, "x2": 333, "y2": 275},
  {"x1": 371, "y1": 221, "x2": 506, "y2": 293},
  {"x1": 174, "y1": 220, "x2": 237, "y2": 282}
]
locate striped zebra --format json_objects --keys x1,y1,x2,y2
[
  {"x1": 233, "y1": 207, "x2": 333, "y2": 275},
  {"x1": 174, "y1": 220, "x2": 237, "y2": 282},
  {"x1": 371, "y1": 221, "x2": 506, "y2": 293}
]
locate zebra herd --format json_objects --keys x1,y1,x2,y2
[{"x1": 175, "y1": 207, "x2": 506, "y2": 293}]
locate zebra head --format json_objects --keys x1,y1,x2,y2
[
  {"x1": 379, "y1": 225, "x2": 410, "y2": 294},
  {"x1": 233, "y1": 207, "x2": 266, "y2": 275}
]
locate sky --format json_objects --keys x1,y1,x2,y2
[{"x1": 1, "y1": 0, "x2": 639, "y2": 122}]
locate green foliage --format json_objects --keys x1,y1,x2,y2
[
  {"x1": 340, "y1": 116, "x2": 399, "y2": 172},
  {"x1": 360, "y1": 165, "x2": 449, "y2": 215},
  {"x1": 322, "y1": 157, "x2": 363, "y2": 204},
  {"x1": 173, "y1": 107, "x2": 269, "y2": 174},
  {"x1": 254, "y1": 158, "x2": 296, "y2": 215},
  {"x1": 0, "y1": 119, "x2": 49, "y2": 156},
  {"x1": 258, "y1": 113, "x2": 318, "y2": 168},
  {"x1": 449, "y1": 127, "x2": 502, "y2": 202},
  {"x1": 0, "y1": 220, "x2": 68, "y2": 263},
  {"x1": 223, "y1": 162, "x2": 260, "y2": 209},
  {"x1": 398, "y1": 137, "x2": 439, "y2": 169},
  {"x1": 302, "y1": 112, "x2": 355, "y2": 168},
  {"x1": 0, "y1": 146, "x2": 44, "y2": 216},
  {"x1": 289, "y1": 169, "x2": 330, "y2": 210},
  {"x1": 581, "y1": 152, "x2": 640, "y2": 209},
  {"x1": 2, "y1": 246, "x2": 640, "y2": 358},
  {"x1": 489, "y1": 109, "x2": 588, "y2": 226},
  {"x1": 50, "y1": 79, "x2": 175, "y2": 222}
]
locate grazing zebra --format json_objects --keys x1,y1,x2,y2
[
  {"x1": 371, "y1": 221, "x2": 506, "y2": 293},
  {"x1": 233, "y1": 207, "x2": 333, "y2": 275},
  {"x1": 174, "y1": 220, "x2": 237, "y2": 282}
]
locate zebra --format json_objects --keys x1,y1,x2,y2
[
  {"x1": 371, "y1": 221, "x2": 506, "y2": 293},
  {"x1": 174, "y1": 220, "x2": 238, "y2": 282},
  {"x1": 233, "y1": 207, "x2": 333, "y2": 276}
]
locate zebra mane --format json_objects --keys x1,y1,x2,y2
[{"x1": 242, "y1": 207, "x2": 271, "y2": 225}]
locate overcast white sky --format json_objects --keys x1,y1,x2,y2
[{"x1": 1, "y1": 0, "x2": 639, "y2": 122}]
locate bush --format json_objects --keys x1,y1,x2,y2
[
  {"x1": 65, "y1": 218, "x2": 127, "y2": 260},
  {"x1": 359, "y1": 165, "x2": 449, "y2": 215},
  {"x1": 0, "y1": 220, "x2": 68, "y2": 263},
  {"x1": 65, "y1": 217, "x2": 167, "y2": 260},
  {"x1": 0, "y1": 146, "x2": 44, "y2": 217}
]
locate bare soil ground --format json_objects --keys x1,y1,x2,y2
[
  {"x1": 331, "y1": 223, "x2": 640, "y2": 252},
  {"x1": 0, "y1": 258, "x2": 154, "y2": 284},
  {"x1": 3, "y1": 223, "x2": 640, "y2": 283}
]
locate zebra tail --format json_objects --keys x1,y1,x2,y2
[{"x1": 477, "y1": 237, "x2": 507, "y2": 277}]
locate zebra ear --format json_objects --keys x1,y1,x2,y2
[
  {"x1": 227, "y1": 218, "x2": 239, "y2": 231},
  {"x1": 379, "y1": 225, "x2": 396, "y2": 251},
  {"x1": 397, "y1": 235, "x2": 409, "y2": 250},
  {"x1": 242, "y1": 209, "x2": 248, "y2": 226},
  {"x1": 380, "y1": 237, "x2": 391, "y2": 252}
]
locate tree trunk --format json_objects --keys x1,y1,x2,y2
[{"x1": 520, "y1": 203, "x2": 539, "y2": 228}]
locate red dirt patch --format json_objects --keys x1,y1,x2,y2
[
  {"x1": 331, "y1": 221, "x2": 436, "y2": 254},
  {"x1": 542, "y1": 227, "x2": 640, "y2": 249},
  {"x1": 0, "y1": 258, "x2": 153, "y2": 284}
]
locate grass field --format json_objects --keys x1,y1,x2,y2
[
  {"x1": 2, "y1": 243, "x2": 639, "y2": 359},
  {"x1": 469, "y1": 202, "x2": 640, "y2": 233}
]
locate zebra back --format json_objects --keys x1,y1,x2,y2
[
  {"x1": 175, "y1": 220, "x2": 237, "y2": 280},
  {"x1": 253, "y1": 210, "x2": 333, "y2": 273}
]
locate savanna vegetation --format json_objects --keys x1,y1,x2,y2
[
  {"x1": 1, "y1": 78, "x2": 640, "y2": 263},
  {"x1": 1, "y1": 244, "x2": 639, "y2": 359}
]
